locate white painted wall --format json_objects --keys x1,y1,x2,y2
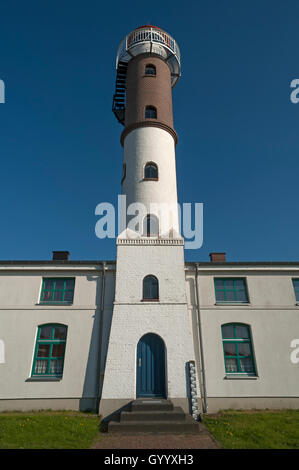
[
  {"x1": 100, "y1": 243, "x2": 196, "y2": 411},
  {"x1": 0, "y1": 265, "x2": 115, "y2": 409},
  {"x1": 122, "y1": 127, "x2": 180, "y2": 235},
  {"x1": 185, "y1": 266, "x2": 299, "y2": 409}
]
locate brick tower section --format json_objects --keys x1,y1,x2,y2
[{"x1": 121, "y1": 54, "x2": 177, "y2": 146}]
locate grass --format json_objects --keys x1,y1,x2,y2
[
  {"x1": 0, "y1": 411, "x2": 101, "y2": 449},
  {"x1": 203, "y1": 409, "x2": 299, "y2": 449}
]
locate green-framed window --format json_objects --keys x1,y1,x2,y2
[
  {"x1": 222, "y1": 323, "x2": 256, "y2": 375},
  {"x1": 292, "y1": 279, "x2": 299, "y2": 302},
  {"x1": 214, "y1": 278, "x2": 249, "y2": 303},
  {"x1": 32, "y1": 324, "x2": 67, "y2": 377},
  {"x1": 40, "y1": 278, "x2": 75, "y2": 303}
]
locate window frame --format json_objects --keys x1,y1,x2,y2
[
  {"x1": 143, "y1": 214, "x2": 159, "y2": 238},
  {"x1": 214, "y1": 278, "x2": 249, "y2": 304},
  {"x1": 145, "y1": 105, "x2": 157, "y2": 119},
  {"x1": 31, "y1": 324, "x2": 67, "y2": 378},
  {"x1": 142, "y1": 275, "x2": 159, "y2": 301},
  {"x1": 292, "y1": 278, "x2": 299, "y2": 303},
  {"x1": 221, "y1": 323, "x2": 256, "y2": 376},
  {"x1": 39, "y1": 278, "x2": 75, "y2": 305},
  {"x1": 144, "y1": 162, "x2": 158, "y2": 181},
  {"x1": 145, "y1": 64, "x2": 156, "y2": 76}
]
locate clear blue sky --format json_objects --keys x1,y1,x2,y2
[{"x1": 0, "y1": 0, "x2": 298, "y2": 262}]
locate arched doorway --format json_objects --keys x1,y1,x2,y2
[{"x1": 136, "y1": 333, "x2": 166, "y2": 398}]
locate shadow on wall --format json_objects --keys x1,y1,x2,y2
[{"x1": 79, "y1": 272, "x2": 114, "y2": 413}]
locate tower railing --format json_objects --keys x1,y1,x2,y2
[{"x1": 116, "y1": 27, "x2": 181, "y2": 69}]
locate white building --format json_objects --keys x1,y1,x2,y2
[{"x1": 0, "y1": 25, "x2": 299, "y2": 416}]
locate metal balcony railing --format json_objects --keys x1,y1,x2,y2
[{"x1": 116, "y1": 26, "x2": 181, "y2": 69}]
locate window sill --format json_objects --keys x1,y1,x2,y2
[
  {"x1": 143, "y1": 178, "x2": 158, "y2": 182},
  {"x1": 37, "y1": 302, "x2": 73, "y2": 306},
  {"x1": 26, "y1": 376, "x2": 62, "y2": 382},
  {"x1": 141, "y1": 299, "x2": 159, "y2": 302},
  {"x1": 224, "y1": 374, "x2": 258, "y2": 380},
  {"x1": 215, "y1": 302, "x2": 250, "y2": 306}
]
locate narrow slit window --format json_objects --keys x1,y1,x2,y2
[{"x1": 143, "y1": 214, "x2": 159, "y2": 237}]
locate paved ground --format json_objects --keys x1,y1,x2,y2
[{"x1": 92, "y1": 422, "x2": 220, "y2": 449}]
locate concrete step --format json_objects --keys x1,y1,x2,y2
[
  {"x1": 108, "y1": 417, "x2": 199, "y2": 434},
  {"x1": 131, "y1": 399, "x2": 173, "y2": 412},
  {"x1": 121, "y1": 408, "x2": 186, "y2": 422}
]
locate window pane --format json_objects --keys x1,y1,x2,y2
[
  {"x1": 225, "y1": 290, "x2": 235, "y2": 302},
  {"x1": 222, "y1": 325, "x2": 235, "y2": 338},
  {"x1": 225, "y1": 358, "x2": 238, "y2": 373},
  {"x1": 42, "y1": 290, "x2": 52, "y2": 302},
  {"x1": 215, "y1": 290, "x2": 225, "y2": 302},
  {"x1": 65, "y1": 279, "x2": 75, "y2": 290},
  {"x1": 145, "y1": 106, "x2": 157, "y2": 119},
  {"x1": 37, "y1": 344, "x2": 50, "y2": 357},
  {"x1": 235, "y1": 325, "x2": 250, "y2": 339},
  {"x1": 224, "y1": 280, "x2": 234, "y2": 288},
  {"x1": 44, "y1": 279, "x2": 54, "y2": 290},
  {"x1": 143, "y1": 276, "x2": 158, "y2": 299},
  {"x1": 145, "y1": 163, "x2": 158, "y2": 179},
  {"x1": 237, "y1": 343, "x2": 251, "y2": 356},
  {"x1": 39, "y1": 326, "x2": 52, "y2": 339},
  {"x1": 55, "y1": 279, "x2": 65, "y2": 290},
  {"x1": 146, "y1": 215, "x2": 158, "y2": 236},
  {"x1": 64, "y1": 290, "x2": 74, "y2": 302},
  {"x1": 235, "y1": 290, "x2": 248, "y2": 302},
  {"x1": 145, "y1": 65, "x2": 156, "y2": 75},
  {"x1": 52, "y1": 344, "x2": 65, "y2": 357},
  {"x1": 239, "y1": 357, "x2": 254, "y2": 373},
  {"x1": 49, "y1": 359, "x2": 63, "y2": 375},
  {"x1": 54, "y1": 326, "x2": 67, "y2": 340},
  {"x1": 293, "y1": 280, "x2": 299, "y2": 301},
  {"x1": 224, "y1": 343, "x2": 237, "y2": 356},
  {"x1": 234, "y1": 279, "x2": 245, "y2": 288},
  {"x1": 53, "y1": 290, "x2": 63, "y2": 301},
  {"x1": 214, "y1": 279, "x2": 224, "y2": 289},
  {"x1": 34, "y1": 360, "x2": 48, "y2": 374}
]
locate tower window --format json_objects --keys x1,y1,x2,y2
[
  {"x1": 221, "y1": 323, "x2": 256, "y2": 375},
  {"x1": 145, "y1": 106, "x2": 157, "y2": 119},
  {"x1": 32, "y1": 324, "x2": 67, "y2": 377},
  {"x1": 143, "y1": 214, "x2": 159, "y2": 237},
  {"x1": 145, "y1": 64, "x2": 156, "y2": 76},
  {"x1": 144, "y1": 162, "x2": 158, "y2": 180},
  {"x1": 143, "y1": 275, "x2": 159, "y2": 301}
]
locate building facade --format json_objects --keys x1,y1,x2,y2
[
  {"x1": 0, "y1": 26, "x2": 299, "y2": 415},
  {"x1": 0, "y1": 257, "x2": 299, "y2": 414}
]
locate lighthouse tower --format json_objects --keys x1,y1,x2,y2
[{"x1": 99, "y1": 26, "x2": 197, "y2": 417}]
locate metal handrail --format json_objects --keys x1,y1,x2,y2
[{"x1": 116, "y1": 27, "x2": 180, "y2": 68}]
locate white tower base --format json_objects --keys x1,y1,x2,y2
[{"x1": 99, "y1": 239, "x2": 197, "y2": 418}]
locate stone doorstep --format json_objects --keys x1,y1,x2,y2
[{"x1": 107, "y1": 399, "x2": 200, "y2": 434}]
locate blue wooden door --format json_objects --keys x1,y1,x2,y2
[{"x1": 136, "y1": 333, "x2": 166, "y2": 398}]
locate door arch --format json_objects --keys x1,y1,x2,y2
[{"x1": 136, "y1": 333, "x2": 166, "y2": 398}]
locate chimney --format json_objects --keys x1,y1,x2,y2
[
  {"x1": 209, "y1": 252, "x2": 226, "y2": 263},
  {"x1": 52, "y1": 251, "x2": 70, "y2": 261}
]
